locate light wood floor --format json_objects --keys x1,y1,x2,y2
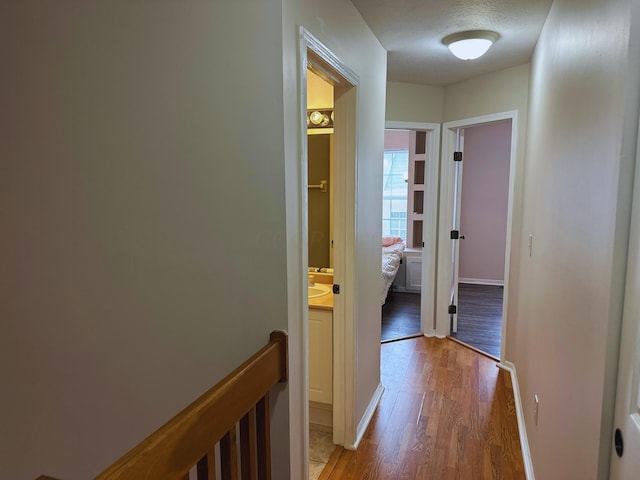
[{"x1": 323, "y1": 337, "x2": 525, "y2": 479}]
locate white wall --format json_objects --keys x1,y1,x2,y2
[
  {"x1": 386, "y1": 81, "x2": 444, "y2": 124},
  {"x1": 513, "y1": 0, "x2": 640, "y2": 478},
  {"x1": 443, "y1": 64, "x2": 530, "y2": 123},
  {"x1": 0, "y1": 1, "x2": 291, "y2": 479},
  {"x1": 282, "y1": 0, "x2": 387, "y2": 461},
  {"x1": 308, "y1": 70, "x2": 335, "y2": 109}
]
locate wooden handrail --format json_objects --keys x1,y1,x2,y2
[{"x1": 39, "y1": 331, "x2": 287, "y2": 480}]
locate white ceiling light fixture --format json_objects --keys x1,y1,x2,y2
[{"x1": 442, "y1": 30, "x2": 500, "y2": 60}]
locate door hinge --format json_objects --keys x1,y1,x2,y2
[
  {"x1": 422, "y1": 241, "x2": 425, "y2": 247},
  {"x1": 448, "y1": 304, "x2": 457, "y2": 314},
  {"x1": 333, "y1": 284, "x2": 340, "y2": 294},
  {"x1": 453, "y1": 151, "x2": 463, "y2": 162}
]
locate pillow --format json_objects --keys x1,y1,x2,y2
[{"x1": 382, "y1": 236, "x2": 403, "y2": 247}]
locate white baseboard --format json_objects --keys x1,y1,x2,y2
[
  {"x1": 423, "y1": 333, "x2": 447, "y2": 339},
  {"x1": 347, "y1": 383, "x2": 384, "y2": 451},
  {"x1": 309, "y1": 401, "x2": 332, "y2": 429},
  {"x1": 498, "y1": 361, "x2": 535, "y2": 480},
  {"x1": 458, "y1": 277, "x2": 504, "y2": 287}
]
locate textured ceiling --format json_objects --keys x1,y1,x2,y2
[{"x1": 351, "y1": 0, "x2": 553, "y2": 85}]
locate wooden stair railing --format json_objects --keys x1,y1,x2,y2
[{"x1": 38, "y1": 330, "x2": 287, "y2": 480}]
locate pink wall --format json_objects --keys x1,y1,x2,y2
[
  {"x1": 458, "y1": 120, "x2": 511, "y2": 283},
  {"x1": 384, "y1": 129, "x2": 410, "y2": 149}
]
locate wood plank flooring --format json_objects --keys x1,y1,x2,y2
[
  {"x1": 324, "y1": 337, "x2": 525, "y2": 480},
  {"x1": 381, "y1": 292, "x2": 421, "y2": 342},
  {"x1": 450, "y1": 283, "x2": 503, "y2": 359}
]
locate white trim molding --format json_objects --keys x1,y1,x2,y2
[
  {"x1": 498, "y1": 361, "x2": 535, "y2": 480},
  {"x1": 347, "y1": 383, "x2": 384, "y2": 450},
  {"x1": 458, "y1": 277, "x2": 505, "y2": 287},
  {"x1": 302, "y1": 29, "x2": 359, "y2": 87}
]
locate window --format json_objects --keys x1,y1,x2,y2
[{"x1": 382, "y1": 149, "x2": 409, "y2": 239}]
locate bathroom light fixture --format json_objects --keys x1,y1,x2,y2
[
  {"x1": 307, "y1": 109, "x2": 334, "y2": 129},
  {"x1": 442, "y1": 30, "x2": 500, "y2": 60}
]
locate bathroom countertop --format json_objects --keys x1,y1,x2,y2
[
  {"x1": 308, "y1": 274, "x2": 334, "y2": 310},
  {"x1": 308, "y1": 286, "x2": 333, "y2": 311}
]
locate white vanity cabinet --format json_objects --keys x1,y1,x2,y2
[{"x1": 308, "y1": 308, "x2": 333, "y2": 404}]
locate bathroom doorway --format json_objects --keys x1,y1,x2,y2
[
  {"x1": 299, "y1": 28, "x2": 360, "y2": 475},
  {"x1": 306, "y1": 69, "x2": 336, "y2": 478}
]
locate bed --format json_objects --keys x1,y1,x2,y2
[{"x1": 381, "y1": 236, "x2": 405, "y2": 305}]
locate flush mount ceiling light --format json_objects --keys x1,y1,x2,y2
[{"x1": 442, "y1": 30, "x2": 500, "y2": 60}]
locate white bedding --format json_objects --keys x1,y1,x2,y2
[{"x1": 381, "y1": 241, "x2": 405, "y2": 304}]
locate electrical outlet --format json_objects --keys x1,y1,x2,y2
[{"x1": 533, "y1": 394, "x2": 540, "y2": 426}]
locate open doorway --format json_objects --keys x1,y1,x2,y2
[
  {"x1": 449, "y1": 120, "x2": 512, "y2": 359},
  {"x1": 437, "y1": 111, "x2": 518, "y2": 360},
  {"x1": 306, "y1": 69, "x2": 336, "y2": 478},
  {"x1": 382, "y1": 122, "x2": 440, "y2": 343},
  {"x1": 300, "y1": 28, "x2": 360, "y2": 479}
]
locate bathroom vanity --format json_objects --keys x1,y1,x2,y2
[
  {"x1": 308, "y1": 272, "x2": 333, "y2": 428},
  {"x1": 308, "y1": 308, "x2": 332, "y2": 404}
]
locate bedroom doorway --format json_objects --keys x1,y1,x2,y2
[
  {"x1": 436, "y1": 112, "x2": 519, "y2": 360},
  {"x1": 382, "y1": 122, "x2": 440, "y2": 342}
]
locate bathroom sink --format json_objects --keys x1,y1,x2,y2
[{"x1": 308, "y1": 283, "x2": 331, "y2": 299}]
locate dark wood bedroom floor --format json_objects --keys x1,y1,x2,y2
[
  {"x1": 381, "y1": 291, "x2": 421, "y2": 342},
  {"x1": 450, "y1": 283, "x2": 503, "y2": 359},
  {"x1": 381, "y1": 285, "x2": 503, "y2": 356}
]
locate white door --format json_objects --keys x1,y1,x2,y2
[
  {"x1": 610, "y1": 125, "x2": 640, "y2": 478},
  {"x1": 449, "y1": 128, "x2": 464, "y2": 332}
]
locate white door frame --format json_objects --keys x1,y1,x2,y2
[
  {"x1": 298, "y1": 27, "x2": 359, "y2": 450},
  {"x1": 609, "y1": 110, "x2": 640, "y2": 479},
  {"x1": 385, "y1": 121, "x2": 440, "y2": 336},
  {"x1": 436, "y1": 111, "x2": 519, "y2": 360}
]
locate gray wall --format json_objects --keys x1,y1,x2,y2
[
  {"x1": 0, "y1": 1, "x2": 288, "y2": 480},
  {"x1": 1, "y1": 0, "x2": 389, "y2": 478},
  {"x1": 0, "y1": 1, "x2": 290, "y2": 478}
]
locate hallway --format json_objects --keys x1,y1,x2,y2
[{"x1": 322, "y1": 337, "x2": 525, "y2": 479}]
